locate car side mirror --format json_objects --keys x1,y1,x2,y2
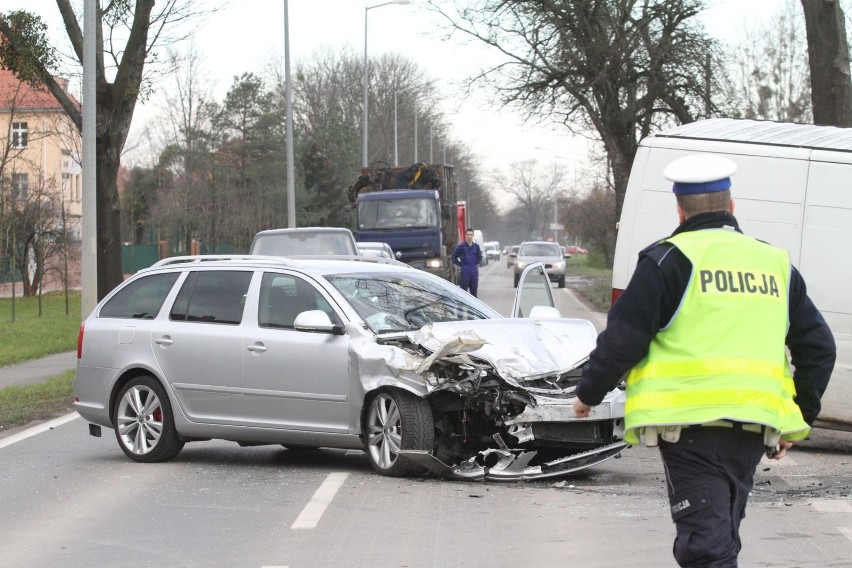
[
  {"x1": 528, "y1": 305, "x2": 562, "y2": 320},
  {"x1": 294, "y1": 310, "x2": 343, "y2": 334}
]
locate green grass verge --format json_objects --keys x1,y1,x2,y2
[
  {"x1": 0, "y1": 291, "x2": 82, "y2": 367},
  {"x1": 567, "y1": 254, "x2": 613, "y2": 313},
  {"x1": 0, "y1": 370, "x2": 75, "y2": 433}
]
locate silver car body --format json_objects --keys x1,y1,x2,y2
[{"x1": 74, "y1": 257, "x2": 625, "y2": 480}]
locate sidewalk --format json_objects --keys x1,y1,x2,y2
[{"x1": 0, "y1": 351, "x2": 77, "y2": 390}]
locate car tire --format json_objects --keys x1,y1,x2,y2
[
  {"x1": 114, "y1": 375, "x2": 184, "y2": 463},
  {"x1": 558, "y1": 276, "x2": 566, "y2": 288},
  {"x1": 513, "y1": 273, "x2": 520, "y2": 288},
  {"x1": 365, "y1": 390, "x2": 434, "y2": 477}
]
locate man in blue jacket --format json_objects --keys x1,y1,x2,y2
[{"x1": 452, "y1": 228, "x2": 483, "y2": 296}]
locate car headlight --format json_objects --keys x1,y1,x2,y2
[
  {"x1": 426, "y1": 258, "x2": 443, "y2": 268},
  {"x1": 515, "y1": 261, "x2": 526, "y2": 270},
  {"x1": 554, "y1": 261, "x2": 565, "y2": 270}
]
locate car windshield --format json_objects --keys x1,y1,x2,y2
[
  {"x1": 519, "y1": 243, "x2": 561, "y2": 257},
  {"x1": 358, "y1": 197, "x2": 438, "y2": 231},
  {"x1": 326, "y1": 271, "x2": 499, "y2": 333},
  {"x1": 252, "y1": 232, "x2": 356, "y2": 256}
]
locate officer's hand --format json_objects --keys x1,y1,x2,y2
[
  {"x1": 573, "y1": 398, "x2": 592, "y2": 418},
  {"x1": 770, "y1": 440, "x2": 794, "y2": 460}
]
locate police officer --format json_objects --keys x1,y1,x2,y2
[
  {"x1": 573, "y1": 155, "x2": 835, "y2": 567},
  {"x1": 452, "y1": 228, "x2": 483, "y2": 297}
]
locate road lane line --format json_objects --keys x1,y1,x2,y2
[
  {"x1": 840, "y1": 526, "x2": 852, "y2": 544},
  {"x1": 0, "y1": 412, "x2": 79, "y2": 449},
  {"x1": 810, "y1": 500, "x2": 852, "y2": 514},
  {"x1": 290, "y1": 472, "x2": 348, "y2": 529}
]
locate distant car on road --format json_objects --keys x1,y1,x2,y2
[
  {"x1": 357, "y1": 241, "x2": 395, "y2": 259},
  {"x1": 506, "y1": 245, "x2": 520, "y2": 268},
  {"x1": 250, "y1": 227, "x2": 359, "y2": 257},
  {"x1": 483, "y1": 241, "x2": 501, "y2": 261},
  {"x1": 566, "y1": 245, "x2": 588, "y2": 255},
  {"x1": 513, "y1": 241, "x2": 566, "y2": 288}
]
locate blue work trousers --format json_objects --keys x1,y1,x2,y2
[{"x1": 458, "y1": 268, "x2": 479, "y2": 297}]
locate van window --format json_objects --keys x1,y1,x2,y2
[
  {"x1": 100, "y1": 273, "x2": 180, "y2": 319},
  {"x1": 170, "y1": 271, "x2": 252, "y2": 325}
]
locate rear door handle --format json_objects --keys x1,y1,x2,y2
[
  {"x1": 154, "y1": 336, "x2": 173, "y2": 346},
  {"x1": 247, "y1": 343, "x2": 267, "y2": 353}
]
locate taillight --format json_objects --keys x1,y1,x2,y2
[
  {"x1": 77, "y1": 323, "x2": 85, "y2": 359},
  {"x1": 611, "y1": 288, "x2": 624, "y2": 306}
]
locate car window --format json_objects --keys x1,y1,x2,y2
[
  {"x1": 514, "y1": 266, "x2": 554, "y2": 318},
  {"x1": 252, "y1": 231, "x2": 356, "y2": 256},
  {"x1": 99, "y1": 272, "x2": 180, "y2": 319},
  {"x1": 326, "y1": 271, "x2": 498, "y2": 333},
  {"x1": 520, "y1": 243, "x2": 561, "y2": 257},
  {"x1": 169, "y1": 270, "x2": 252, "y2": 325},
  {"x1": 258, "y1": 272, "x2": 341, "y2": 329}
]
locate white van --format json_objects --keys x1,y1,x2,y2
[{"x1": 613, "y1": 118, "x2": 851, "y2": 430}]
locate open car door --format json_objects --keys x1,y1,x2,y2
[{"x1": 511, "y1": 262, "x2": 560, "y2": 318}]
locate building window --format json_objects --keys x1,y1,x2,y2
[
  {"x1": 12, "y1": 173, "x2": 28, "y2": 200},
  {"x1": 11, "y1": 122, "x2": 28, "y2": 148}
]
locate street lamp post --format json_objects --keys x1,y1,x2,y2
[
  {"x1": 363, "y1": 0, "x2": 410, "y2": 167},
  {"x1": 394, "y1": 79, "x2": 439, "y2": 166}
]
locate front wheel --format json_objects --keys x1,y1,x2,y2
[
  {"x1": 114, "y1": 375, "x2": 184, "y2": 463},
  {"x1": 365, "y1": 390, "x2": 434, "y2": 477},
  {"x1": 558, "y1": 276, "x2": 566, "y2": 288}
]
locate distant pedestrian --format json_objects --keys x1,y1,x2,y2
[
  {"x1": 452, "y1": 228, "x2": 483, "y2": 297},
  {"x1": 573, "y1": 155, "x2": 835, "y2": 567}
]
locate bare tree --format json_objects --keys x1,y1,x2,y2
[
  {"x1": 429, "y1": 0, "x2": 722, "y2": 220},
  {"x1": 0, "y1": 2, "x2": 217, "y2": 299},
  {"x1": 801, "y1": 0, "x2": 852, "y2": 126},
  {"x1": 563, "y1": 184, "x2": 618, "y2": 266},
  {"x1": 493, "y1": 159, "x2": 565, "y2": 239},
  {"x1": 724, "y1": 0, "x2": 811, "y2": 122}
]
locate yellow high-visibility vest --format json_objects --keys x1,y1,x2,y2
[{"x1": 623, "y1": 229, "x2": 810, "y2": 445}]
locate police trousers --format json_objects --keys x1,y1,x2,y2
[{"x1": 659, "y1": 423, "x2": 765, "y2": 568}]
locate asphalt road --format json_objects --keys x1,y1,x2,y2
[{"x1": 1, "y1": 262, "x2": 850, "y2": 567}]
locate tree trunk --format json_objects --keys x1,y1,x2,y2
[
  {"x1": 801, "y1": 0, "x2": 852, "y2": 126},
  {"x1": 96, "y1": 137, "x2": 125, "y2": 299}
]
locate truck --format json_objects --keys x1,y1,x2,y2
[{"x1": 348, "y1": 162, "x2": 462, "y2": 281}]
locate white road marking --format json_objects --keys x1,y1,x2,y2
[
  {"x1": 290, "y1": 472, "x2": 349, "y2": 530},
  {"x1": 810, "y1": 500, "x2": 852, "y2": 514},
  {"x1": 839, "y1": 526, "x2": 852, "y2": 544},
  {"x1": 0, "y1": 412, "x2": 79, "y2": 450}
]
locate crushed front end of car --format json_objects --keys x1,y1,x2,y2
[{"x1": 371, "y1": 319, "x2": 627, "y2": 481}]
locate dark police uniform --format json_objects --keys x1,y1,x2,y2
[{"x1": 576, "y1": 211, "x2": 835, "y2": 567}]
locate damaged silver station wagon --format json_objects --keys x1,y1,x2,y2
[{"x1": 74, "y1": 255, "x2": 627, "y2": 480}]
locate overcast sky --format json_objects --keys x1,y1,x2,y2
[{"x1": 12, "y1": 0, "x2": 781, "y2": 182}]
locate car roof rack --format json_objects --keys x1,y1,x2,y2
[
  {"x1": 149, "y1": 255, "x2": 299, "y2": 268},
  {"x1": 146, "y1": 254, "x2": 408, "y2": 270}
]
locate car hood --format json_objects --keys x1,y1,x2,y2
[{"x1": 405, "y1": 318, "x2": 596, "y2": 379}]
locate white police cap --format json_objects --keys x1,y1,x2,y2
[{"x1": 663, "y1": 155, "x2": 738, "y2": 195}]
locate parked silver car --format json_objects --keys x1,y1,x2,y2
[
  {"x1": 74, "y1": 256, "x2": 625, "y2": 480},
  {"x1": 513, "y1": 241, "x2": 566, "y2": 288}
]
